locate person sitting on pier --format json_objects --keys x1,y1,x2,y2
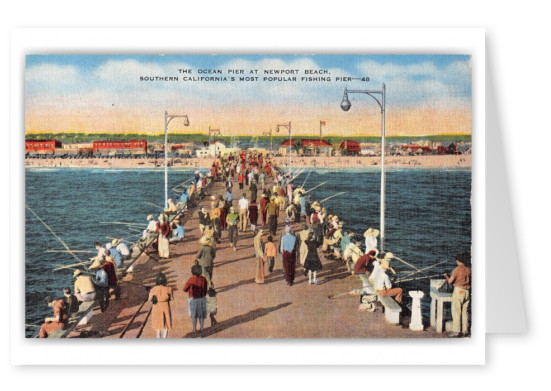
[
  {"x1": 170, "y1": 218, "x2": 185, "y2": 243},
  {"x1": 105, "y1": 242, "x2": 123, "y2": 268},
  {"x1": 371, "y1": 252, "x2": 403, "y2": 303},
  {"x1": 73, "y1": 269, "x2": 96, "y2": 302},
  {"x1": 444, "y1": 253, "x2": 471, "y2": 337},
  {"x1": 38, "y1": 295, "x2": 68, "y2": 338},
  {"x1": 63, "y1": 287, "x2": 80, "y2": 317},
  {"x1": 143, "y1": 214, "x2": 157, "y2": 238},
  {"x1": 112, "y1": 239, "x2": 130, "y2": 260},
  {"x1": 91, "y1": 241, "x2": 107, "y2": 262},
  {"x1": 280, "y1": 225, "x2": 298, "y2": 286},
  {"x1": 179, "y1": 188, "x2": 189, "y2": 206},
  {"x1": 353, "y1": 249, "x2": 378, "y2": 285},
  {"x1": 164, "y1": 198, "x2": 178, "y2": 214}
]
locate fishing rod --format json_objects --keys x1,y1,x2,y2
[
  {"x1": 46, "y1": 250, "x2": 96, "y2": 253},
  {"x1": 106, "y1": 233, "x2": 141, "y2": 242},
  {"x1": 392, "y1": 255, "x2": 422, "y2": 272},
  {"x1": 99, "y1": 221, "x2": 143, "y2": 227},
  {"x1": 398, "y1": 259, "x2": 453, "y2": 280},
  {"x1": 396, "y1": 274, "x2": 443, "y2": 283},
  {"x1": 25, "y1": 204, "x2": 85, "y2": 266},
  {"x1": 304, "y1": 181, "x2": 328, "y2": 194},
  {"x1": 319, "y1": 192, "x2": 347, "y2": 203},
  {"x1": 172, "y1": 177, "x2": 194, "y2": 191},
  {"x1": 53, "y1": 260, "x2": 92, "y2": 271},
  {"x1": 25, "y1": 324, "x2": 41, "y2": 328},
  {"x1": 301, "y1": 169, "x2": 312, "y2": 187},
  {"x1": 142, "y1": 201, "x2": 164, "y2": 209},
  {"x1": 119, "y1": 280, "x2": 152, "y2": 291}
]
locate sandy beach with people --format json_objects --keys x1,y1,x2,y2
[{"x1": 25, "y1": 155, "x2": 471, "y2": 169}]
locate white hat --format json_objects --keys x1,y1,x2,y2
[{"x1": 364, "y1": 228, "x2": 380, "y2": 238}]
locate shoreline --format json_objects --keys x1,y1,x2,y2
[{"x1": 25, "y1": 155, "x2": 471, "y2": 169}]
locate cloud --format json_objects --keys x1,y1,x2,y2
[{"x1": 356, "y1": 59, "x2": 471, "y2": 109}]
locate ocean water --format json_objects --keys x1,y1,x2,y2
[{"x1": 25, "y1": 166, "x2": 471, "y2": 337}]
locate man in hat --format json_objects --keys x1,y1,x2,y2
[
  {"x1": 90, "y1": 257, "x2": 109, "y2": 312},
  {"x1": 280, "y1": 225, "x2": 298, "y2": 286},
  {"x1": 197, "y1": 236, "x2": 216, "y2": 287},
  {"x1": 112, "y1": 238, "x2": 130, "y2": 260},
  {"x1": 267, "y1": 196, "x2": 279, "y2": 235},
  {"x1": 179, "y1": 188, "x2": 189, "y2": 206},
  {"x1": 73, "y1": 269, "x2": 96, "y2": 302},
  {"x1": 444, "y1": 253, "x2": 472, "y2": 337},
  {"x1": 198, "y1": 207, "x2": 210, "y2": 236},
  {"x1": 371, "y1": 252, "x2": 403, "y2": 303},
  {"x1": 364, "y1": 228, "x2": 379, "y2": 254},
  {"x1": 345, "y1": 239, "x2": 365, "y2": 273},
  {"x1": 38, "y1": 295, "x2": 68, "y2": 338},
  {"x1": 106, "y1": 242, "x2": 123, "y2": 268},
  {"x1": 238, "y1": 193, "x2": 250, "y2": 232},
  {"x1": 144, "y1": 214, "x2": 157, "y2": 237}
]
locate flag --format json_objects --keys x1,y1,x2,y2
[{"x1": 320, "y1": 121, "x2": 326, "y2": 125}]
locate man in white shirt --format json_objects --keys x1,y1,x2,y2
[
  {"x1": 364, "y1": 228, "x2": 379, "y2": 254},
  {"x1": 370, "y1": 253, "x2": 403, "y2": 303},
  {"x1": 238, "y1": 194, "x2": 250, "y2": 232},
  {"x1": 112, "y1": 238, "x2": 130, "y2": 260}
]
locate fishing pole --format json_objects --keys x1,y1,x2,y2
[
  {"x1": 46, "y1": 250, "x2": 96, "y2": 253},
  {"x1": 392, "y1": 255, "x2": 422, "y2": 272},
  {"x1": 320, "y1": 192, "x2": 347, "y2": 203},
  {"x1": 99, "y1": 221, "x2": 143, "y2": 226},
  {"x1": 301, "y1": 169, "x2": 312, "y2": 187},
  {"x1": 106, "y1": 233, "x2": 141, "y2": 242},
  {"x1": 304, "y1": 181, "x2": 328, "y2": 194},
  {"x1": 396, "y1": 274, "x2": 443, "y2": 283},
  {"x1": 25, "y1": 324, "x2": 41, "y2": 328},
  {"x1": 398, "y1": 259, "x2": 453, "y2": 280},
  {"x1": 172, "y1": 177, "x2": 194, "y2": 191},
  {"x1": 119, "y1": 280, "x2": 152, "y2": 291},
  {"x1": 53, "y1": 260, "x2": 92, "y2": 271},
  {"x1": 25, "y1": 204, "x2": 85, "y2": 265},
  {"x1": 142, "y1": 201, "x2": 164, "y2": 209}
]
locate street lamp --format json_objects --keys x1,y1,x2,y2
[
  {"x1": 164, "y1": 111, "x2": 190, "y2": 207},
  {"x1": 276, "y1": 121, "x2": 292, "y2": 173},
  {"x1": 340, "y1": 83, "x2": 387, "y2": 251},
  {"x1": 208, "y1": 126, "x2": 221, "y2": 157}
]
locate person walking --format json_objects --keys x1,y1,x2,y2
[
  {"x1": 253, "y1": 229, "x2": 267, "y2": 283},
  {"x1": 206, "y1": 287, "x2": 218, "y2": 326},
  {"x1": 280, "y1": 226, "x2": 297, "y2": 286},
  {"x1": 267, "y1": 196, "x2": 279, "y2": 235},
  {"x1": 248, "y1": 199, "x2": 259, "y2": 232},
  {"x1": 198, "y1": 207, "x2": 210, "y2": 236},
  {"x1": 265, "y1": 235, "x2": 277, "y2": 273},
  {"x1": 184, "y1": 263, "x2": 208, "y2": 333},
  {"x1": 238, "y1": 193, "x2": 250, "y2": 232},
  {"x1": 156, "y1": 213, "x2": 170, "y2": 259},
  {"x1": 149, "y1": 272, "x2": 173, "y2": 338},
  {"x1": 297, "y1": 224, "x2": 310, "y2": 269},
  {"x1": 259, "y1": 193, "x2": 269, "y2": 227},
  {"x1": 226, "y1": 206, "x2": 239, "y2": 251},
  {"x1": 196, "y1": 236, "x2": 216, "y2": 288},
  {"x1": 444, "y1": 253, "x2": 472, "y2": 337},
  {"x1": 209, "y1": 202, "x2": 221, "y2": 244},
  {"x1": 304, "y1": 232, "x2": 323, "y2": 284},
  {"x1": 250, "y1": 180, "x2": 258, "y2": 203}
]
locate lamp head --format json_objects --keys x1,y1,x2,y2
[
  {"x1": 184, "y1": 116, "x2": 190, "y2": 127},
  {"x1": 340, "y1": 89, "x2": 351, "y2": 112}
]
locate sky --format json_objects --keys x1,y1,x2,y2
[{"x1": 25, "y1": 54, "x2": 472, "y2": 137}]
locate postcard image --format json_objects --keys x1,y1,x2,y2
[{"x1": 25, "y1": 54, "x2": 472, "y2": 339}]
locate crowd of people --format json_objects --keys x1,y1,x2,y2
[{"x1": 37, "y1": 151, "x2": 471, "y2": 339}]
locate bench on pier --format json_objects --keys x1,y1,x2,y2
[
  {"x1": 357, "y1": 274, "x2": 402, "y2": 324},
  {"x1": 48, "y1": 301, "x2": 95, "y2": 338}
]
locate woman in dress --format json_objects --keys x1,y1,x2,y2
[
  {"x1": 304, "y1": 232, "x2": 323, "y2": 285},
  {"x1": 184, "y1": 263, "x2": 208, "y2": 333},
  {"x1": 156, "y1": 213, "x2": 170, "y2": 259},
  {"x1": 248, "y1": 199, "x2": 259, "y2": 232},
  {"x1": 253, "y1": 229, "x2": 266, "y2": 284},
  {"x1": 148, "y1": 272, "x2": 173, "y2": 338}
]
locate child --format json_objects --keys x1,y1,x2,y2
[
  {"x1": 206, "y1": 287, "x2": 218, "y2": 326},
  {"x1": 265, "y1": 235, "x2": 277, "y2": 273}
]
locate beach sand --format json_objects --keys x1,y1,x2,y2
[{"x1": 25, "y1": 155, "x2": 471, "y2": 169}]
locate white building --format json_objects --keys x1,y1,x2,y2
[{"x1": 196, "y1": 141, "x2": 239, "y2": 158}]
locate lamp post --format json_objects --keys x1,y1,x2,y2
[
  {"x1": 340, "y1": 83, "x2": 386, "y2": 252},
  {"x1": 276, "y1": 121, "x2": 292, "y2": 173},
  {"x1": 164, "y1": 111, "x2": 190, "y2": 207},
  {"x1": 208, "y1": 126, "x2": 221, "y2": 157}
]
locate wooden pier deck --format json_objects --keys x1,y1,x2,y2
[{"x1": 67, "y1": 177, "x2": 446, "y2": 339}]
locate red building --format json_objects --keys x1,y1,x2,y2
[
  {"x1": 339, "y1": 140, "x2": 361, "y2": 154},
  {"x1": 92, "y1": 140, "x2": 147, "y2": 154},
  {"x1": 25, "y1": 140, "x2": 62, "y2": 154}
]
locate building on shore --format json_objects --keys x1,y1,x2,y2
[{"x1": 196, "y1": 141, "x2": 239, "y2": 158}]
